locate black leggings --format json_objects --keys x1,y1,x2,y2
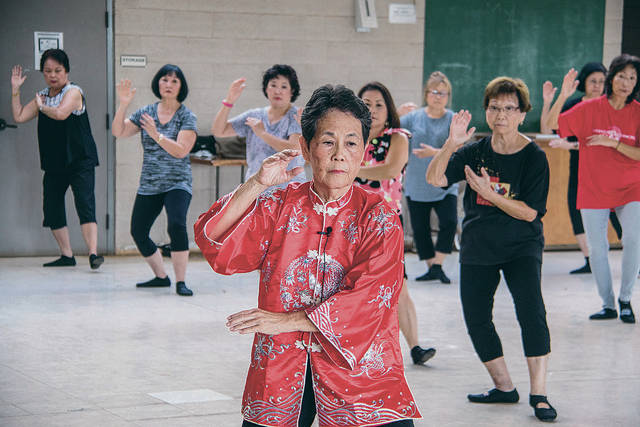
[
  {"x1": 130, "y1": 189, "x2": 191, "y2": 257},
  {"x1": 241, "y1": 360, "x2": 414, "y2": 427},
  {"x1": 406, "y1": 195, "x2": 457, "y2": 260},
  {"x1": 460, "y1": 257, "x2": 550, "y2": 363}
]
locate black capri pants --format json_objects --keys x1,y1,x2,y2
[
  {"x1": 406, "y1": 194, "x2": 457, "y2": 260},
  {"x1": 460, "y1": 256, "x2": 550, "y2": 363},
  {"x1": 42, "y1": 161, "x2": 96, "y2": 229},
  {"x1": 130, "y1": 189, "x2": 191, "y2": 257}
]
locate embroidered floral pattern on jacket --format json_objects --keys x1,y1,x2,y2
[
  {"x1": 313, "y1": 203, "x2": 339, "y2": 216},
  {"x1": 252, "y1": 334, "x2": 291, "y2": 370},
  {"x1": 367, "y1": 203, "x2": 400, "y2": 237},
  {"x1": 257, "y1": 187, "x2": 284, "y2": 213},
  {"x1": 281, "y1": 250, "x2": 345, "y2": 311},
  {"x1": 277, "y1": 205, "x2": 308, "y2": 234},
  {"x1": 368, "y1": 282, "x2": 396, "y2": 309},
  {"x1": 351, "y1": 341, "x2": 392, "y2": 379},
  {"x1": 308, "y1": 301, "x2": 358, "y2": 369},
  {"x1": 338, "y1": 210, "x2": 359, "y2": 244}
]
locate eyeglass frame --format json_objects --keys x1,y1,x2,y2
[
  {"x1": 486, "y1": 105, "x2": 521, "y2": 115},
  {"x1": 427, "y1": 89, "x2": 449, "y2": 98}
]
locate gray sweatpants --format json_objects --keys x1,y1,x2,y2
[{"x1": 581, "y1": 201, "x2": 640, "y2": 309}]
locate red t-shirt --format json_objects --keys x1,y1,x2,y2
[{"x1": 558, "y1": 95, "x2": 640, "y2": 209}]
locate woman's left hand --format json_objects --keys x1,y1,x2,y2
[
  {"x1": 35, "y1": 93, "x2": 44, "y2": 110},
  {"x1": 465, "y1": 165, "x2": 493, "y2": 199},
  {"x1": 226, "y1": 308, "x2": 292, "y2": 335},
  {"x1": 140, "y1": 113, "x2": 160, "y2": 141},
  {"x1": 586, "y1": 134, "x2": 617, "y2": 148},
  {"x1": 413, "y1": 143, "x2": 438, "y2": 158},
  {"x1": 245, "y1": 117, "x2": 265, "y2": 136}
]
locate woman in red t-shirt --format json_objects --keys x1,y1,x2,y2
[{"x1": 548, "y1": 54, "x2": 640, "y2": 324}]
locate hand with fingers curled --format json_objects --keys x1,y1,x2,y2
[
  {"x1": 226, "y1": 78, "x2": 247, "y2": 105},
  {"x1": 254, "y1": 149, "x2": 305, "y2": 187},
  {"x1": 586, "y1": 134, "x2": 617, "y2": 148},
  {"x1": 413, "y1": 143, "x2": 439, "y2": 158},
  {"x1": 245, "y1": 117, "x2": 265, "y2": 135},
  {"x1": 397, "y1": 101, "x2": 418, "y2": 116},
  {"x1": 226, "y1": 308, "x2": 315, "y2": 335},
  {"x1": 465, "y1": 165, "x2": 493, "y2": 200},
  {"x1": 35, "y1": 93, "x2": 45, "y2": 110},
  {"x1": 549, "y1": 137, "x2": 578, "y2": 150},
  {"x1": 140, "y1": 113, "x2": 160, "y2": 141}
]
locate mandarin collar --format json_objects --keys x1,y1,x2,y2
[{"x1": 308, "y1": 182, "x2": 354, "y2": 215}]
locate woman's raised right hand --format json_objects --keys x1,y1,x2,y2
[
  {"x1": 116, "y1": 79, "x2": 136, "y2": 104},
  {"x1": 226, "y1": 78, "x2": 247, "y2": 104},
  {"x1": 559, "y1": 68, "x2": 579, "y2": 99},
  {"x1": 254, "y1": 149, "x2": 304, "y2": 187},
  {"x1": 447, "y1": 110, "x2": 475, "y2": 148},
  {"x1": 11, "y1": 65, "x2": 26, "y2": 89}
]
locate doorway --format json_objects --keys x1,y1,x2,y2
[{"x1": 0, "y1": 0, "x2": 113, "y2": 256}]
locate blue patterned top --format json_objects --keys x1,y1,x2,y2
[
  {"x1": 130, "y1": 103, "x2": 197, "y2": 195},
  {"x1": 230, "y1": 106, "x2": 306, "y2": 184}
]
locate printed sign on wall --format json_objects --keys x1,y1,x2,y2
[{"x1": 34, "y1": 31, "x2": 64, "y2": 70}]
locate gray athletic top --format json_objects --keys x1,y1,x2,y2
[
  {"x1": 130, "y1": 103, "x2": 197, "y2": 195},
  {"x1": 230, "y1": 106, "x2": 306, "y2": 184}
]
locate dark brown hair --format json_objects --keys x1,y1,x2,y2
[
  {"x1": 357, "y1": 81, "x2": 401, "y2": 129},
  {"x1": 483, "y1": 77, "x2": 532, "y2": 112}
]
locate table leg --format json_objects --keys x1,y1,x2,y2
[{"x1": 215, "y1": 165, "x2": 220, "y2": 200}]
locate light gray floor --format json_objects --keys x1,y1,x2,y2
[{"x1": 0, "y1": 251, "x2": 638, "y2": 427}]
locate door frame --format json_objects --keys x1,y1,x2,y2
[{"x1": 106, "y1": 0, "x2": 115, "y2": 253}]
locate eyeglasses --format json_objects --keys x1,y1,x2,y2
[
  {"x1": 427, "y1": 90, "x2": 449, "y2": 98},
  {"x1": 487, "y1": 105, "x2": 520, "y2": 115}
]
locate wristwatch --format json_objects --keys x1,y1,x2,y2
[{"x1": 158, "y1": 133, "x2": 164, "y2": 143}]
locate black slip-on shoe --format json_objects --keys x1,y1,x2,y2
[
  {"x1": 136, "y1": 277, "x2": 171, "y2": 288},
  {"x1": 530, "y1": 394, "x2": 557, "y2": 422},
  {"x1": 589, "y1": 308, "x2": 618, "y2": 320},
  {"x1": 43, "y1": 256, "x2": 76, "y2": 267},
  {"x1": 467, "y1": 388, "x2": 519, "y2": 404}
]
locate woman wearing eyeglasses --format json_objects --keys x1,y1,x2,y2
[
  {"x1": 542, "y1": 62, "x2": 622, "y2": 275},
  {"x1": 426, "y1": 77, "x2": 556, "y2": 422},
  {"x1": 547, "y1": 54, "x2": 640, "y2": 324},
  {"x1": 401, "y1": 71, "x2": 458, "y2": 284}
]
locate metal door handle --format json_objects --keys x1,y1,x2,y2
[{"x1": 0, "y1": 118, "x2": 18, "y2": 131}]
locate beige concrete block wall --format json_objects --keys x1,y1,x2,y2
[
  {"x1": 113, "y1": 0, "x2": 426, "y2": 253},
  {"x1": 603, "y1": 0, "x2": 623, "y2": 67}
]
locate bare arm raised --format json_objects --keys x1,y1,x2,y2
[
  {"x1": 10, "y1": 65, "x2": 38, "y2": 123},
  {"x1": 539, "y1": 80, "x2": 557, "y2": 134},
  {"x1": 111, "y1": 79, "x2": 141, "y2": 138},
  {"x1": 211, "y1": 78, "x2": 246, "y2": 138},
  {"x1": 206, "y1": 149, "x2": 304, "y2": 241},
  {"x1": 544, "y1": 68, "x2": 579, "y2": 131},
  {"x1": 426, "y1": 110, "x2": 475, "y2": 187}
]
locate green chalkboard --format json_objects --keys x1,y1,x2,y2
[{"x1": 423, "y1": 0, "x2": 605, "y2": 133}]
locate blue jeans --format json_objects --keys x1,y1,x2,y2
[{"x1": 581, "y1": 201, "x2": 640, "y2": 309}]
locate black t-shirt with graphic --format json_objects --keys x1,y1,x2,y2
[{"x1": 444, "y1": 136, "x2": 549, "y2": 265}]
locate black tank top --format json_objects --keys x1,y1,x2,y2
[{"x1": 36, "y1": 84, "x2": 99, "y2": 171}]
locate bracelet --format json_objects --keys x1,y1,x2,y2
[
  {"x1": 222, "y1": 100, "x2": 233, "y2": 108},
  {"x1": 11, "y1": 91, "x2": 19, "y2": 97}
]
